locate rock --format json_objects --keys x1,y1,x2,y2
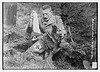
[{"x1": 83, "y1": 60, "x2": 91, "y2": 69}]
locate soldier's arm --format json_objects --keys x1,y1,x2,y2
[
  {"x1": 57, "y1": 16, "x2": 66, "y2": 36},
  {"x1": 26, "y1": 11, "x2": 36, "y2": 34},
  {"x1": 58, "y1": 17, "x2": 64, "y2": 30}
]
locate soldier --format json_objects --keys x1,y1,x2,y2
[
  {"x1": 26, "y1": 5, "x2": 66, "y2": 39},
  {"x1": 39, "y1": 5, "x2": 66, "y2": 36},
  {"x1": 26, "y1": 5, "x2": 67, "y2": 59},
  {"x1": 38, "y1": 5, "x2": 67, "y2": 54}
]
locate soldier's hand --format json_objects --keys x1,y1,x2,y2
[{"x1": 31, "y1": 10, "x2": 35, "y2": 19}]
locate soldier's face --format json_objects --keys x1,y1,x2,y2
[{"x1": 42, "y1": 9, "x2": 52, "y2": 21}]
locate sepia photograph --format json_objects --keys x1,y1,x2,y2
[{"x1": 2, "y1": 2, "x2": 98, "y2": 70}]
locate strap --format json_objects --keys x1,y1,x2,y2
[{"x1": 55, "y1": 15, "x2": 58, "y2": 25}]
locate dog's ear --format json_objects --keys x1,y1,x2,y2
[{"x1": 52, "y1": 25, "x2": 57, "y2": 33}]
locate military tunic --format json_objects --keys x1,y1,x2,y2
[{"x1": 39, "y1": 15, "x2": 65, "y2": 34}]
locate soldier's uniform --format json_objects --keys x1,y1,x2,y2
[
  {"x1": 26, "y1": 14, "x2": 66, "y2": 38},
  {"x1": 39, "y1": 15, "x2": 65, "y2": 34},
  {"x1": 26, "y1": 14, "x2": 66, "y2": 59}
]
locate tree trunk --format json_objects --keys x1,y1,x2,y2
[{"x1": 3, "y1": 2, "x2": 17, "y2": 27}]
